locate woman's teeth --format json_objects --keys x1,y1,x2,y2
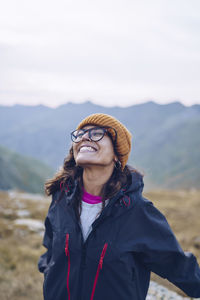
[{"x1": 79, "y1": 146, "x2": 96, "y2": 153}]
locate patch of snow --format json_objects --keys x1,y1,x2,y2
[
  {"x1": 14, "y1": 218, "x2": 44, "y2": 233},
  {"x1": 16, "y1": 210, "x2": 30, "y2": 217},
  {"x1": 8, "y1": 190, "x2": 49, "y2": 202}
]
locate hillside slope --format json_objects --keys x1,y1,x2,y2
[{"x1": 0, "y1": 145, "x2": 54, "y2": 193}]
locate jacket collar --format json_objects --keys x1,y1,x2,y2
[
  {"x1": 63, "y1": 170, "x2": 144, "y2": 214},
  {"x1": 91, "y1": 171, "x2": 144, "y2": 229}
]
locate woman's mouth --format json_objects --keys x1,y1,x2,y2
[{"x1": 79, "y1": 146, "x2": 97, "y2": 153}]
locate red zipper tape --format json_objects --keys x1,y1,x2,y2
[
  {"x1": 65, "y1": 233, "x2": 71, "y2": 300},
  {"x1": 90, "y1": 243, "x2": 108, "y2": 300}
]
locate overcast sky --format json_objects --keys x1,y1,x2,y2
[{"x1": 0, "y1": 0, "x2": 200, "y2": 107}]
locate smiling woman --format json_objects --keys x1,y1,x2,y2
[{"x1": 38, "y1": 113, "x2": 200, "y2": 300}]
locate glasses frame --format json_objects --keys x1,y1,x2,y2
[{"x1": 70, "y1": 126, "x2": 117, "y2": 144}]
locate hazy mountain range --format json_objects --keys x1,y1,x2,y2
[{"x1": 0, "y1": 101, "x2": 200, "y2": 191}]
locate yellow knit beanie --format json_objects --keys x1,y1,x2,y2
[{"x1": 77, "y1": 113, "x2": 132, "y2": 170}]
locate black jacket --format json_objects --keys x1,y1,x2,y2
[{"x1": 38, "y1": 172, "x2": 200, "y2": 299}]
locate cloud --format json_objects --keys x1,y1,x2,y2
[{"x1": 0, "y1": 0, "x2": 200, "y2": 107}]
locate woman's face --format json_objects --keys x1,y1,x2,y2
[{"x1": 72, "y1": 125, "x2": 117, "y2": 168}]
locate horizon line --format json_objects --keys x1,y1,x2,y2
[{"x1": 0, "y1": 99, "x2": 200, "y2": 109}]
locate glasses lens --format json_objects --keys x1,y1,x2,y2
[
  {"x1": 71, "y1": 127, "x2": 106, "y2": 142},
  {"x1": 71, "y1": 129, "x2": 85, "y2": 142},
  {"x1": 90, "y1": 128, "x2": 105, "y2": 141}
]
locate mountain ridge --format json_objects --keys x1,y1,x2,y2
[{"x1": 0, "y1": 100, "x2": 200, "y2": 190}]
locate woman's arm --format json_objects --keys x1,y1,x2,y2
[{"x1": 135, "y1": 197, "x2": 200, "y2": 298}]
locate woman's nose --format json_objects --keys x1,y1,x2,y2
[{"x1": 81, "y1": 131, "x2": 91, "y2": 141}]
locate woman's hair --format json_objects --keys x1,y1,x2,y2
[{"x1": 45, "y1": 145, "x2": 143, "y2": 220}]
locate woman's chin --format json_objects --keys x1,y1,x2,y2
[
  {"x1": 75, "y1": 159, "x2": 97, "y2": 167},
  {"x1": 76, "y1": 159, "x2": 115, "y2": 170}
]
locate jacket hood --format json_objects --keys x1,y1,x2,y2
[
  {"x1": 125, "y1": 169, "x2": 144, "y2": 194},
  {"x1": 88, "y1": 170, "x2": 144, "y2": 229},
  {"x1": 109, "y1": 169, "x2": 144, "y2": 211}
]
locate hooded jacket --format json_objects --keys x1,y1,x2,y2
[{"x1": 38, "y1": 171, "x2": 200, "y2": 300}]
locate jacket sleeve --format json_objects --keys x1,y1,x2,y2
[
  {"x1": 38, "y1": 192, "x2": 57, "y2": 274},
  {"x1": 135, "y1": 196, "x2": 200, "y2": 298},
  {"x1": 38, "y1": 215, "x2": 53, "y2": 273}
]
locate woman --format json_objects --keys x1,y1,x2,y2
[{"x1": 38, "y1": 113, "x2": 200, "y2": 300}]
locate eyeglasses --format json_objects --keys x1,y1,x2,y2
[{"x1": 71, "y1": 126, "x2": 117, "y2": 143}]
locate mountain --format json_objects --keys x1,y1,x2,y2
[
  {"x1": 0, "y1": 101, "x2": 200, "y2": 190},
  {"x1": 0, "y1": 145, "x2": 54, "y2": 193}
]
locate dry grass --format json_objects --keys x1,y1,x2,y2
[
  {"x1": 0, "y1": 191, "x2": 47, "y2": 300},
  {"x1": 0, "y1": 189, "x2": 200, "y2": 299}
]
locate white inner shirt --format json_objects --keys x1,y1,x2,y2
[{"x1": 80, "y1": 199, "x2": 109, "y2": 242}]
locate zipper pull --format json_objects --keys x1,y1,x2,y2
[{"x1": 99, "y1": 243, "x2": 108, "y2": 269}]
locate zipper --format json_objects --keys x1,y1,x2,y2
[
  {"x1": 90, "y1": 243, "x2": 108, "y2": 300},
  {"x1": 65, "y1": 233, "x2": 71, "y2": 300}
]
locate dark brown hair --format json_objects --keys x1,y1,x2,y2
[{"x1": 45, "y1": 145, "x2": 142, "y2": 220}]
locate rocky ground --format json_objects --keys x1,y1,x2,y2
[
  {"x1": 0, "y1": 189, "x2": 200, "y2": 299},
  {"x1": 147, "y1": 281, "x2": 200, "y2": 299}
]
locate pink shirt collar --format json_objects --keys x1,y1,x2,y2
[{"x1": 82, "y1": 189, "x2": 102, "y2": 204}]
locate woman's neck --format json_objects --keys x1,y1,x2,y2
[{"x1": 82, "y1": 166, "x2": 114, "y2": 196}]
